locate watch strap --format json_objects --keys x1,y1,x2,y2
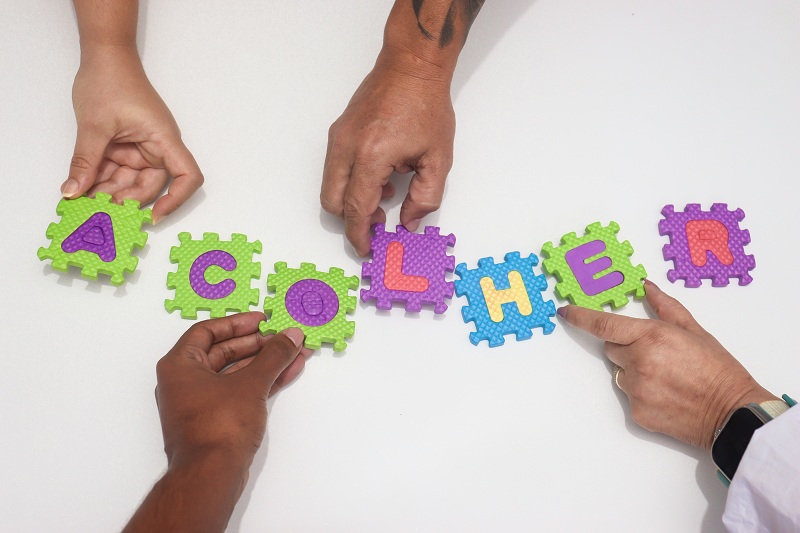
[
  {"x1": 759, "y1": 399, "x2": 791, "y2": 418},
  {"x1": 714, "y1": 394, "x2": 795, "y2": 486}
]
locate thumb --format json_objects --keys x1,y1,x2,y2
[
  {"x1": 399, "y1": 161, "x2": 449, "y2": 232},
  {"x1": 63, "y1": 127, "x2": 110, "y2": 198},
  {"x1": 244, "y1": 328, "x2": 305, "y2": 395}
]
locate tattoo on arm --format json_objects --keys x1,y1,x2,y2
[{"x1": 413, "y1": 0, "x2": 485, "y2": 48}]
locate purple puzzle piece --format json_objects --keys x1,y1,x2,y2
[
  {"x1": 61, "y1": 211, "x2": 116, "y2": 262},
  {"x1": 361, "y1": 224, "x2": 456, "y2": 314},
  {"x1": 659, "y1": 203, "x2": 755, "y2": 287}
]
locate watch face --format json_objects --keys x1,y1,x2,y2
[{"x1": 712, "y1": 407, "x2": 766, "y2": 481}]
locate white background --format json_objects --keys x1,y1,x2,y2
[{"x1": 2, "y1": 1, "x2": 799, "y2": 532}]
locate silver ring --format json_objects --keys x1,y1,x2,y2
[{"x1": 613, "y1": 366, "x2": 623, "y2": 388}]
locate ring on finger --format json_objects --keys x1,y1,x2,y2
[{"x1": 613, "y1": 365, "x2": 623, "y2": 389}]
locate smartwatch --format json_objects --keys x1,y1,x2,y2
[{"x1": 711, "y1": 394, "x2": 796, "y2": 486}]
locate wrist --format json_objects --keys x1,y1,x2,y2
[
  {"x1": 79, "y1": 41, "x2": 141, "y2": 68},
  {"x1": 376, "y1": 44, "x2": 454, "y2": 90},
  {"x1": 167, "y1": 446, "x2": 250, "y2": 499},
  {"x1": 706, "y1": 380, "x2": 778, "y2": 450},
  {"x1": 124, "y1": 447, "x2": 249, "y2": 533}
]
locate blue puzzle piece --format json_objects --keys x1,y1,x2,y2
[{"x1": 454, "y1": 252, "x2": 556, "y2": 347}]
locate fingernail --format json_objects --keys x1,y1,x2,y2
[
  {"x1": 61, "y1": 179, "x2": 79, "y2": 198},
  {"x1": 406, "y1": 218, "x2": 422, "y2": 231},
  {"x1": 557, "y1": 306, "x2": 567, "y2": 318},
  {"x1": 283, "y1": 328, "x2": 304, "y2": 348},
  {"x1": 151, "y1": 214, "x2": 162, "y2": 225},
  {"x1": 643, "y1": 279, "x2": 658, "y2": 290}
]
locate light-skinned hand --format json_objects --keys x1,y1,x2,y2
[
  {"x1": 63, "y1": 44, "x2": 203, "y2": 223},
  {"x1": 321, "y1": 47, "x2": 455, "y2": 256},
  {"x1": 558, "y1": 280, "x2": 777, "y2": 450}
]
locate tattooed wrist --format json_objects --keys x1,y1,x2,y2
[{"x1": 412, "y1": 0, "x2": 485, "y2": 48}]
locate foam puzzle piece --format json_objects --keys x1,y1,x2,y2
[
  {"x1": 541, "y1": 221, "x2": 647, "y2": 310},
  {"x1": 659, "y1": 203, "x2": 755, "y2": 287},
  {"x1": 165, "y1": 232, "x2": 261, "y2": 318},
  {"x1": 260, "y1": 262, "x2": 358, "y2": 352},
  {"x1": 37, "y1": 193, "x2": 151, "y2": 285},
  {"x1": 361, "y1": 224, "x2": 456, "y2": 313},
  {"x1": 454, "y1": 252, "x2": 556, "y2": 347}
]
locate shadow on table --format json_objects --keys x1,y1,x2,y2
[
  {"x1": 560, "y1": 323, "x2": 727, "y2": 533},
  {"x1": 453, "y1": 1, "x2": 538, "y2": 98}
]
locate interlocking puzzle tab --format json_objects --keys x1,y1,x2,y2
[
  {"x1": 541, "y1": 221, "x2": 647, "y2": 310},
  {"x1": 659, "y1": 203, "x2": 755, "y2": 287},
  {"x1": 454, "y1": 252, "x2": 556, "y2": 347},
  {"x1": 37, "y1": 193, "x2": 151, "y2": 285},
  {"x1": 165, "y1": 233, "x2": 262, "y2": 318},
  {"x1": 260, "y1": 262, "x2": 358, "y2": 352},
  {"x1": 361, "y1": 224, "x2": 456, "y2": 313}
]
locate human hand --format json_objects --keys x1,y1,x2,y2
[
  {"x1": 63, "y1": 45, "x2": 203, "y2": 223},
  {"x1": 559, "y1": 280, "x2": 777, "y2": 450},
  {"x1": 321, "y1": 46, "x2": 455, "y2": 256},
  {"x1": 155, "y1": 312, "x2": 311, "y2": 473}
]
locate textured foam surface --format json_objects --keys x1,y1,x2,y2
[
  {"x1": 165, "y1": 232, "x2": 262, "y2": 318},
  {"x1": 454, "y1": 252, "x2": 556, "y2": 347},
  {"x1": 37, "y1": 193, "x2": 151, "y2": 286},
  {"x1": 659, "y1": 203, "x2": 755, "y2": 287},
  {"x1": 361, "y1": 224, "x2": 456, "y2": 313},
  {"x1": 260, "y1": 262, "x2": 358, "y2": 352},
  {"x1": 541, "y1": 221, "x2": 647, "y2": 310}
]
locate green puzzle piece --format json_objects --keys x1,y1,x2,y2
[
  {"x1": 37, "y1": 193, "x2": 151, "y2": 286},
  {"x1": 260, "y1": 262, "x2": 358, "y2": 352},
  {"x1": 165, "y1": 232, "x2": 262, "y2": 319},
  {"x1": 541, "y1": 221, "x2": 647, "y2": 311}
]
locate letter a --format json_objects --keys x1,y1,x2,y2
[{"x1": 61, "y1": 212, "x2": 116, "y2": 262}]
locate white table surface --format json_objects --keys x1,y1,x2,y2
[{"x1": 2, "y1": 1, "x2": 799, "y2": 531}]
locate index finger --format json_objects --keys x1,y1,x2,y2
[
  {"x1": 558, "y1": 305, "x2": 647, "y2": 345},
  {"x1": 343, "y1": 159, "x2": 392, "y2": 256},
  {"x1": 320, "y1": 125, "x2": 351, "y2": 216},
  {"x1": 151, "y1": 140, "x2": 204, "y2": 223}
]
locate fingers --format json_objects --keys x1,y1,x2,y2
[
  {"x1": 243, "y1": 328, "x2": 305, "y2": 394},
  {"x1": 644, "y1": 280, "x2": 703, "y2": 333},
  {"x1": 151, "y1": 140, "x2": 204, "y2": 223},
  {"x1": 399, "y1": 159, "x2": 449, "y2": 232},
  {"x1": 110, "y1": 168, "x2": 170, "y2": 205},
  {"x1": 208, "y1": 330, "x2": 272, "y2": 374},
  {"x1": 558, "y1": 305, "x2": 648, "y2": 346},
  {"x1": 173, "y1": 312, "x2": 266, "y2": 359},
  {"x1": 344, "y1": 160, "x2": 393, "y2": 256},
  {"x1": 320, "y1": 129, "x2": 351, "y2": 217},
  {"x1": 63, "y1": 127, "x2": 111, "y2": 198}
]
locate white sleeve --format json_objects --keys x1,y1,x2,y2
[{"x1": 723, "y1": 405, "x2": 800, "y2": 533}]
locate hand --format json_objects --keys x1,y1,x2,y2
[
  {"x1": 155, "y1": 312, "x2": 311, "y2": 472},
  {"x1": 63, "y1": 45, "x2": 203, "y2": 223},
  {"x1": 321, "y1": 46, "x2": 455, "y2": 255},
  {"x1": 559, "y1": 280, "x2": 777, "y2": 449}
]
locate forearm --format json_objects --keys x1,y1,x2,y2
[
  {"x1": 72, "y1": 0, "x2": 139, "y2": 56},
  {"x1": 122, "y1": 450, "x2": 248, "y2": 533},
  {"x1": 382, "y1": 0, "x2": 484, "y2": 82}
]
